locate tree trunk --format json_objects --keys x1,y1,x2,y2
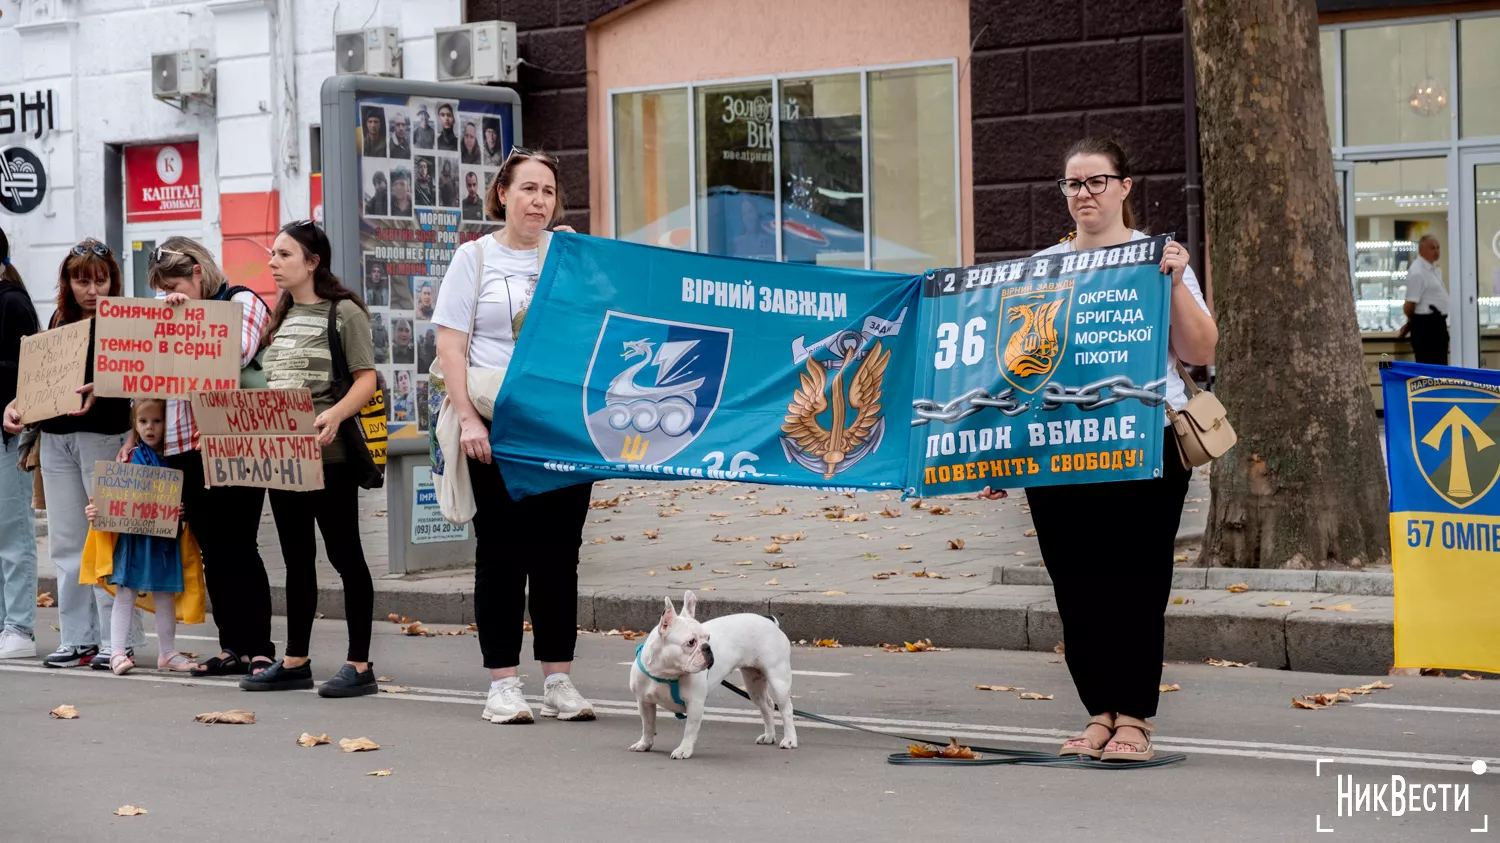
[{"x1": 1186, "y1": 0, "x2": 1390, "y2": 569}]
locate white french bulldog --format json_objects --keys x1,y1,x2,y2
[{"x1": 628, "y1": 591, "x2": 798, "y2": 759}]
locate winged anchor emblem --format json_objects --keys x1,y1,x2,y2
[{"x1": 779, "y1": 341, "x2": 890, "y2": 479}]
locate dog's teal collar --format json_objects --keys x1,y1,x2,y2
[{"x1": 635, "y1": 643, "x2": 687, "y2": 720}]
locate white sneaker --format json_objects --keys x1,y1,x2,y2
[
  {"x1": 541, "y1": 675, "x2": 595, "y2": 721},
  {"x1": 0, "y1": 630, "x2": 35, "y2": 659},
  {"x1": 483, "y1": 677, "x2": 534, "y2": 724}
]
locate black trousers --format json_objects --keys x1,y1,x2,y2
[
  {"x1": 168, "y1": 451, "x2": 275, "y2": 659},
  {"x1": 268, "y1": 462, "x2": 374, "y2": 662},
  {"x1": 1024, "y1": 434, "x2": 1192, "y2": 720},
  {"x1": 468, "y1": 456, "x2": 592, "y2": 669},
  {"x1": 1410, "y1": 311, "x2": 1449, "y2": 365}
]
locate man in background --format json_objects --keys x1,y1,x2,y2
[{"x1": 1398, "y1": 235, "x2": 1450, "y2": 365}]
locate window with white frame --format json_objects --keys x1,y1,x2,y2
[{"x1": 611, "y1": 62, "x2": 959, "y2": 274}]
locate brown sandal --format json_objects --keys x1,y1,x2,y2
[
  {"x1": 1101, "y1": 714, "x2": 1156, "y2": 762},
  {"x1": 1059, "y1": 713, "x2": 1115, "y2": 759}
]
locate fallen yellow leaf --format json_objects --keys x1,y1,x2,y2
[
  {"x1": 821, "y1": 590, "x2": 846, "y2": 595},
  {"x1": 760, "y1": 505, "x2": 789, "y2": 515},
  {"x1": 49, "y1": 704, "x2": 79, "y2": 720},
  {"x1": 710, "y1": 569, "x2": 730, "y2": 574},
  {"x1": 297, "y1": 732, "x2": 331, "y2": 747},
  {"x1": 767, "y1": 559, "x2": 796, "y2": 568},
  {"x1": 764, "y1": 577, "x2": 780, "y2": 586},
  {"x1": 1017, "y1": 692, "x2": 1054, "y2": 701},
  {"x1": 880, "y1": 506, "x2": 901, "y2": 518},
  {"x1": 813, "y1": 638, "x2": 842, "y2": 648},
  {"x1": 339, "y1": 737, "x2": 380, "y2": 752},
  {"x1": 36, "y1": 592, "x2": 55, "y2": 608},
  {"x1": 379, "y1": 685, "x2": 408, "y2": 694},
  {"x1": 610, "y1": 535, "x2": 625, "y2": 541},
  {"x1": 773, "y1": 532, "x2": 806, "y2": 543},
  {"x1": 1170, "y1": 596, "x2": 1195, "y2": 605},
  {"x1": 973, "y1": 684, "x2": 1022, "y2": 692},
  {"x1": 871, "y1": 569, "x2": 902, "y2": 580},
  {"x1": 841, "y1": 513, "x2": 869, "y2": 522},
  {"x1": 1358, "y1": 681, "x2": 1393, "y2": 690},
  {"x1": 909, "y1": 498, "x2": 927, "y2": 510},
  {"x1": 1205, "y1": 658, "x2": 1248, "y2": 668},
  {"x1": 702, "y1": 586, "x2": 716, "y2": 591},
  {"x1": 903, "y1": 639, "x2": 951, "y2": 652},
  {"x1": 896, "y1": 544, "x2": 913, "y2": 551},
  {"x1": 669, "y1": 563, "x2": 692, "y2": 571},
  {"x1": 1023, "y1": 528, "x2": 1036, "y2": 537},
  {"x1": 734, "y1": 560, "x2": 755, "y2": 566},
  {"x1": 366, "y1": 769, "x2": 393, "y2": 777},
  {"x1": 713, "y1": 536, "x2": 757, "y2": 543},
  {"x1": 910, "y1": 567, "x2": 949, "y2": 579},
  {"x1": 938, "y1": 737, "x2": 981, "y2": 759},
  {"x1": 114, "y1": 805, "x2": 148, "y2": 817},
  {"x1": 907, "y1": 742, "x2": 939, "y2": 758},
  {"x1": 947, "y1": 538, "x2": 965, "y2": 550},
  {"x1": 709, "y1": 512, "x2": 730, "y2": 518},
  {"x1": 1263, "y1": 600, "x2": 1292, "y2": 607},
  {"x1": 1311, "y1": 603, "x2": 1357, "y2": 612},
  {"x1": 1159, "y1": 684, "x2": 1181, "y2": 693},
  {"x1": 647, "y1": 570, "x2": 657, "y2": 576},
  {"x1": 1291, "y1": 697, "x2": 1326, "y2": 710},
  {"x1": 402, "y1": 621, "x2": 429, "y2": 636},
  {"x1": 1054, "y1": 641, "x2": 1066, "y2": 654},
  {"x1": 1226, "y1": 583, "x2": 1250, "y2": 593},
  {"x1": 193, "y1": 710, "x2": 256, "y2": 725},
  {"x1": 764, "y1": 543, "x2": 783, "y2": 554},
  {"x1": 1461, "y1": 673, "x2": 1483, "y2": 680},
  {"x1": 588, "y1": 537, "x2": 608, "y2": 545}
]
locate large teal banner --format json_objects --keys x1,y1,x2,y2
[
  {"x1": 490, "y1": 233, "x2": 922, "y2": 499},
  {"x1": 488, "y1": 233, "x2": 1174, "y2": 500}
]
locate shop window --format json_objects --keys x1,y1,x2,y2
[
  {"x1": 613, "y1": 63, "x2": 958, "y2": 271},
  {"x1": 1344, "y1": 22, "x2": 1451, "y2": 147},
  {"x1": 1351, "y1": 157, "x2": 1448, "y2": 334},
  {"x1": 1460, "y1": 17, "x2": 1500, "y2": 140},
  {"x1": 614, "y1": 89, "x2": 691, "y2": 249}
]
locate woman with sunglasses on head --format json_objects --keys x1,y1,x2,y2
[
  {"x1": 240, "y1": 220, "x2": 379, "y2": 698},
  {"x1": 0, "y1": 227, "x2": 41, "y2": 660},
  {"x1": 981, "y1": 138, "x2": 1217, "y2": 763},
  {"x1": 432, "y1": 147, "x2": 594, "y2": 725},
  {"x1": 2, "y1": 239, "x2": 144, "y2": 668},
  {"x1": 139, "y1": 237, "x2": 278, "y2": 677}
]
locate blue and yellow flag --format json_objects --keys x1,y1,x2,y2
[{"x1": 1381, "y1": 360, "x2": 1500, "y2": 672}]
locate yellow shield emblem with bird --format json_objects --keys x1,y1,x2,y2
[
  {"x1": 780, "y1": 340, "x2": 890, "y2": 480},
  {"x1": 997, "y1": 280, "x2": 1074, "y2": 394}
]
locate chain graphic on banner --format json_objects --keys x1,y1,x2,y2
[{"x1": 911, "y1": 376, "x2": 1167, "y2": 426}]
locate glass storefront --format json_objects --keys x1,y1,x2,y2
[
  {"x1": 612, "y1": 63, "x2": 959, "y2": 272},
  {"x1": 1320, "y1": 12, "x2": 1500, "y2": 378}
]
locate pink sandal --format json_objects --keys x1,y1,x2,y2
[
  {"x1": 110, "y1": 652, "x2": 135, "y2": 675},
  {"x1": 157, "y1": 652, "x2": 199, "y2": 673}
]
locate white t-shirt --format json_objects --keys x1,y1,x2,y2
[
  {"x1": 1033, "y1": 230, "x2": 1211, "y2": 412},
  {"x1": 432, "y1": 231, "x2": 551, "y2": 372},
  {"x1": 1404, "y1": 256, "x2": 1450, "y2": 315}
]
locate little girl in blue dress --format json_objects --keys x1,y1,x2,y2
[{"x1": 84, "y1": 399, "x2": 198, "y2": 675}]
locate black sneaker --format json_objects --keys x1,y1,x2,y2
[
  {"x1": 318, "y1": 663, "x2": 378, "y2": 698},
  {"x1": 91, "y1": 647, "x2": 133, "y2": 671},
  {"x1": 238, "y1": 658, "x2": 314, "y2": 691},
  {"x1": 43, "y1": 645, "x2": 98, "y2": 669}
]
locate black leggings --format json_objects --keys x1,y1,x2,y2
[
  {"x1": 168, "y1": 452, "x2": 274, "y2": 659},
  {"x1": 468, "y1": 457, "x2": 592, "y2": 669},
  {"x1": 1024, "y1": 434, "x2": 1192, "y2": 720},
  {"x1": 268, "y1": 462, "x2": 373, "y2": 662}
]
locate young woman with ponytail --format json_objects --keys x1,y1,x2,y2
[{"x1": 240, "y1": 220, "x2": 379, "y2": 698}]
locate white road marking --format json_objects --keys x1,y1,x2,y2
[
  {"x1": 2, "y1": 663, "x2": 1489, "y2": 774},
  {"x1": 613, "y1": 662, "x2": 851, "y2": 678},
  {"x1": 1355, "y1": 702, "x2": 1500, "y2": 716},
  {"x1": 144, "y1": 633, "x2": 281, "y2": 644}
]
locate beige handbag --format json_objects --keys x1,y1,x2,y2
[{"x1": 1166, "y1": 361, "x2": 1235, "y2": 469}]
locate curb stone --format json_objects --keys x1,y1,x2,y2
[{"x1": 34, "y1": 574, "x2": 1396, "y2": 676}]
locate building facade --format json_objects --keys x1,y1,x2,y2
[{"x1": 0, "y1": 0, "x2": 464, "y2": 318}]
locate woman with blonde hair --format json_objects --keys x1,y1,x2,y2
[{"x1": 140, "y1": 237, "x2": 277, "y2": 677}]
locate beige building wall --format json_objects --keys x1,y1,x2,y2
[{"x1": 585, "y1": 0, "x2": 974, "y2": 264}]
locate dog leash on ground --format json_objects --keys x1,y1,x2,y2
[{"x1": 718, "y1": 681, "x2": 1186, "y2": 770}]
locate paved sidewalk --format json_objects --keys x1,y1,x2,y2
[{"x1": 38, "y1": 470, "x2": 1403, "y2": 675}]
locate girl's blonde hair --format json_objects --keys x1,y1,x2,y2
[
  {"x1": 146, "y1": 237, "x2": 229, "y2": 299},
  {"x1": 132, "y1": 398, "x2": 167, "y2": 429}
]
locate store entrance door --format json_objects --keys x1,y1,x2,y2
[{"x1": 1458, "y1": 149, "x2": 1500, "y2": 369}]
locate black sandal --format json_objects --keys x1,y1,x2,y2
[
  {"x1": 248, "y1": 657, "x2": 276, "y2": 676},
  {"x1": 189, "y1": 649, "x2": 246, "y2": 677}
]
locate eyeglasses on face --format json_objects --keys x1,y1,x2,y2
[
  {"x1": 70, "y1": 242, "x2": 111, "y2": 258},
  {"x1": 1057, "y1": 174, "x2": 1126, "y2": 198}
]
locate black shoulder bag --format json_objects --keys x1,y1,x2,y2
[{"x1": 325, "y1": 300, "x2": 385, "y2": 490}]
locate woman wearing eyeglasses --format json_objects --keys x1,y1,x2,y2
[
  {"x1": 432, "y1": 147, "x2": 595, "y2": 725},
  {"x1": 140, "y1": 237, "x2": 278, "y2": 677},
  {"x1": 2, "y1": 239, "x2": 144, "y2": 669},
  {"x1": 982, "y1": 138, "x2": 1217, "y2": 763}
]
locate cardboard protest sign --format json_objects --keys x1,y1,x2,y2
[
  {"x1": 16, "y1": 319, "x2": 91, "y2": 424},
  {"x1": 192, "y1": 388, "x2": 324, "y2": 491},
  {"x1": 91, "y1": 461, "x2": 184, "y2": 539},
  {"x1": 93, "y1": 297, "x2": 242, "y2": 399}
]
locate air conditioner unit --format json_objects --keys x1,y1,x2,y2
[
  {"x1": 151, "y1": 50, "x2": 213, "y2": 101},
  {"x1": 435, "y1": 21, "x2": 516, "y2": 85},
  {"x1": 335, "y1": 26, "x2": 402, "y2": 77}
]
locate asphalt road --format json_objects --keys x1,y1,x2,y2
[{"x1": 4, "y1": 609, "x2": 1496, "y2": 842}]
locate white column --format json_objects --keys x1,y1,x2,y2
[{"x1": 208, "y1": 0, "x2": 276, "y2": 198}]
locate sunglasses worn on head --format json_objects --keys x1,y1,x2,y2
[
  {"x1": 71, "y1": 242, "x2": 111, "y2": 258},
  {"x1": 149, "y1": 246, "x2": 193, "y2": 266}
]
